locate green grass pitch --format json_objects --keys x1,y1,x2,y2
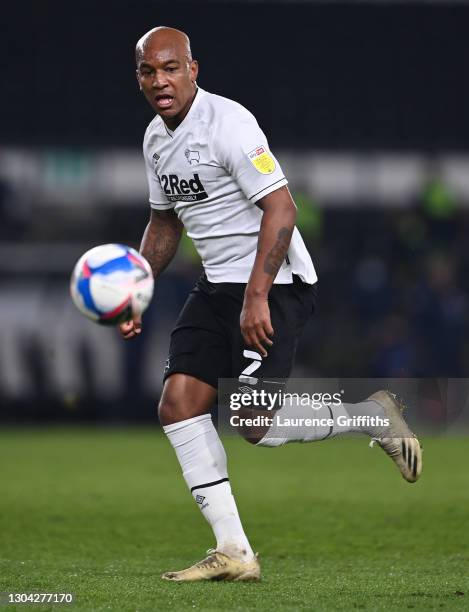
[{"x1": 1, "y1": 428, "x2": 468, "y2": 611}]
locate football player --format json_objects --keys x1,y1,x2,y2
[{"x1": 120, "y1": 26, "x2": 422, "y2": 582}]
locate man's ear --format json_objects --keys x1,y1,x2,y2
[
  {"x1": 190, "y1": 60, "x2": 199, "y2": 84},
  {"x1": 136, "y1": 70, "x2": 142, "y2": 91}
]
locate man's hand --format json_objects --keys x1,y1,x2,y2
[
  {"x1": 240, "y1": 294, "x2": 274, "y2": 357},
  {"x1": 119, "y1": 316, "x2": 142, "y2": 340}
]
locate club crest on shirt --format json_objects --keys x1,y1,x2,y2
[
  {"x1": 248, "y1": 145, "x2": 276, "y2": 175},
  {"x1": 185, "y1": 149, "x2": 200, "y2": 165}
]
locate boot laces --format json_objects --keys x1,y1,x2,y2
[{"x1": 196, "y1": 550, "x2": 227, "y2": 570}]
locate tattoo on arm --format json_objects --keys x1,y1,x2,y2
[
  {"x1": 263, "y1": 227, "x2": 292, "y2": 276},
  {"x1": 140, "y1": 216, "x2": 182, "y2": 278}
]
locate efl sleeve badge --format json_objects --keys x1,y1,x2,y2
[{"x1": 248, "y1": 146, "x2": 276, "y2": 174}]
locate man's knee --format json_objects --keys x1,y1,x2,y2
[
  {"x1": 236, "y1": 407, "x2": 270, "y2": 445},
  {"x1": 158, "y1": 373, "x2": 217, "y2": 426},
  {"x1": 158, "y1": 393, "x2": 193, "y2": 426},
  {"x1": 239, "y1": 431, "x2": 259, "y2": 445}
]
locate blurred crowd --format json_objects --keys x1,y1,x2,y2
[{"x1": 297, "y1": 183, "x2": 468, "y2": 379}]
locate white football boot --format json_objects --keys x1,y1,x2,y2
[
  {"x1": 162, "y1": 549, "x2": 261, "y2": 582},
  {"x1": 368, "y1": 390, "x2": 423, "y2": 483}
]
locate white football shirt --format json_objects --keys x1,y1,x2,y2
[{"x1": 143, "y1": 87, "x2": 317, "y2": 284}]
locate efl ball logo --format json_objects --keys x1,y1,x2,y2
[{"x1": 70, "y1": 244, "x2": 154, "y2": 325}]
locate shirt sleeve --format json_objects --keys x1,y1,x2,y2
[
  {"x1": 212, "y1": 111, "x2": 288, "y2": 203},
  {"x1": 143, "y1": 134, "x2": 174, "y2": 210}
]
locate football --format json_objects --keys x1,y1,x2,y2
[{"x1": 70, "y1": 244, "x2": 154, "y2": 325}]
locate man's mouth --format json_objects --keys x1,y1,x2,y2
[{"x1": 155, "y1": 94, "x2": 174, "y2": 109}]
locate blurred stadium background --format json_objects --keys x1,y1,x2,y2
[{"x1": 1, "y1": 0, "x2": 469, "y2": 427}]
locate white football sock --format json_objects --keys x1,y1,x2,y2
[
  {"x1": 258, "y1": 398, "x2": 387, "y2": 446},
  {"x1": 163, "y1": 414, "x2": 254, "y2": 562}
]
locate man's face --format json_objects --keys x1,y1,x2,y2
[{"x1": 136, "y1": 36, "x2": 198, "y2": 123}]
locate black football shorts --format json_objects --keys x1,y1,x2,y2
[{"x1": 163, "y1": 274, "x2": 317, "y2": 389}]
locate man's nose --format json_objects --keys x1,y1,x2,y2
[{"x1": 152, "y1": 71, "x2": 168, "y2": 88}]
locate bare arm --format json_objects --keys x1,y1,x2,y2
[
  {"x1": 240, "y1": 185, "x2": 297, "y2": 355},
  {"x1": 120, "y1": 208, "x2": 183, "y2": 339},
  {"x1": 140, "y1": 208, "x2": 184, "y2": 279}
]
